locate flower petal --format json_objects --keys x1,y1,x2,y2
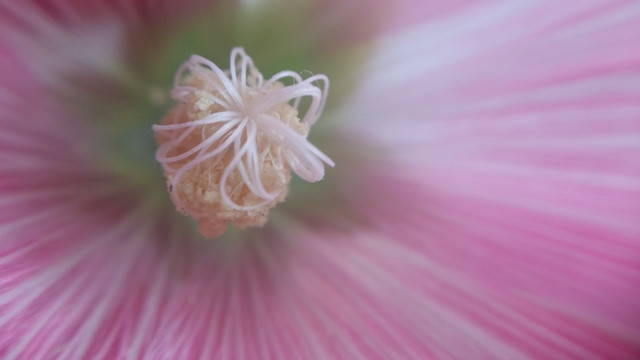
[
  {"x1": 1, "y1": 1, "x2": 639, "y2": 359},
  {"x1": 337, "y1": 0, "x2": 640, "y2": 357}
]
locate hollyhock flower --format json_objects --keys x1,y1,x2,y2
[{"x1": 1, "y1": 0, "x2": 639, "y2": 359}]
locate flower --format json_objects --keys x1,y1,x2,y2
[{"x1": 1, "y1": 0, "x2": 639, "y2": 359}]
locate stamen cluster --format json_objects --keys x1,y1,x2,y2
[{"x1": 153, "y1": 48, "x2": 333, "y2": 237}]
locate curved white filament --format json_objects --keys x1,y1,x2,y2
[{"x1": 152, "y1": 47, "x2": 333, "y2": 211}]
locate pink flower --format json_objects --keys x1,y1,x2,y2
[{"x1": 1, "y1": 0, "x2": 639, "y2": 359}]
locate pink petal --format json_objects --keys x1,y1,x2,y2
[
  {"x1": 316, "y1": 0, "x2": 495, "y2": 48},
  {"x1": 340, "y1": 0, "x2": 640, "y2": 356}
]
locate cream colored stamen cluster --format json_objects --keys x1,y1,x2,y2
[{"x1": 153, "y1": 48, "x2": 333, "y2": 238}]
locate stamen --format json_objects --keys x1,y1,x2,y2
[{"x1": 153, "y1": 47, "x2": 334, "y2": 238}]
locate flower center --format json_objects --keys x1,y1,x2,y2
[{"x1": 153, "y1": 48, "x2": 334, "y2": 238}]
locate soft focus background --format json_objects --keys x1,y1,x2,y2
[{"x1": 0, "y1": 0, "x2": 639, "y2": 359}]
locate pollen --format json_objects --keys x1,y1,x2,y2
[{"x1": 153, "y1": 48, "x2": 334, "y2": 238}]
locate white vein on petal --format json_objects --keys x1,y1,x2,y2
[
  {"x1": 334, "y1": 233, "x2": 580, "y2": 358},
  {"x1": 4, "y1": 261, "x2": 90, "y2": 360},
  {"x1": 54, "y1": 213, "x2": 152, "y2": 359},
  {"x1": 0, "y1": 1, "x2": 124, "y2": 93},
  {"x1": 356, "y1": 1, "x2": 624, "y2": 98}
]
